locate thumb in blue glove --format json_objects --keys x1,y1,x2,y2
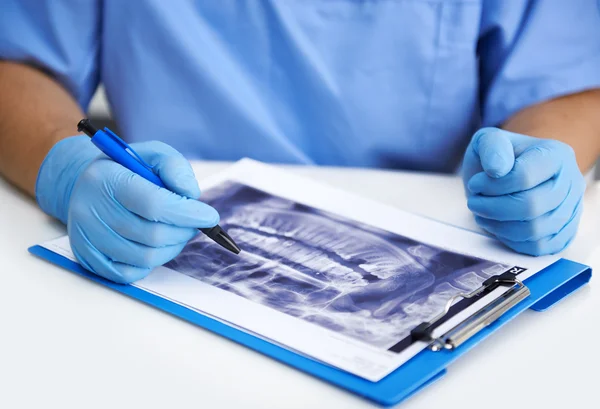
[
  {"x1": 462, "y1": 127, "x2": 585, "y2": 256},
  {"x1": 36, "y1": 136, "x2": 219, "y2": 283}
]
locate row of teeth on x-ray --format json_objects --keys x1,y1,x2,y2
[
  {"x1": 168, "y1": 206, "x2": 509, "y2": 347},
  {"x1": 226, "y1": 206, "x2": 430, "y2": 279}
]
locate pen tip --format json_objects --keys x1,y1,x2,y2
[
  {"x1": 220, "y1": 230, "x2": 241, "y2": 254},
  {"x1": 201, "y1": 225, "x2": 241, "y2": 254}
]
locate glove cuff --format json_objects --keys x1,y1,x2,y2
[{"x1": 35, "y1": 136, "x2": 99, "y2": 224}]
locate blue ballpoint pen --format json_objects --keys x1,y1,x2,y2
[{"x1": 77, "y1": 118, "x2": 241, "y2": 255}]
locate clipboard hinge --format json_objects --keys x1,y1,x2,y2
[{"x1": 410, "y1": 269, "x2": 530, "y2": 351}]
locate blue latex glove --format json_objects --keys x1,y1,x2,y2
[
  {"x1": 462, "y1": 127, "x2": 585, "y2": 256},
  {"x1": 36, "y1": 136, "x2": 219, "y2": 283}
]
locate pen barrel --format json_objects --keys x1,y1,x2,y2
[{"x1": 91, "y1": 132, "x2": 166, "y2": 188}]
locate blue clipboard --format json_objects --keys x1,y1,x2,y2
[{"x1": 29, "y1": 245, "x2": 592, "y2": 407}]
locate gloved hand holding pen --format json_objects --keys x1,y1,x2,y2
[
  {"x1": 36, "y1": 136, "x2": 220, "y2": 283},
  {"x1": 462, "y1": 127, "x2": 586, "y2": 256}
]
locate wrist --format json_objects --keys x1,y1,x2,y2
[{"x1": 35, "y1": 136, "x2": 99, "y2": 224}]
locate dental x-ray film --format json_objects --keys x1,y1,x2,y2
[
  {"x1": 41, "y1": 159, "x2": 558, "y2": 381},
  {"x1": 166, "y1": 181, "x2": 510, "y2": 349}
]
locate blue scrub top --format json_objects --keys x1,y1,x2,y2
[{"x1": 2, "y1": 1, "x2": 600, "y2": 172}]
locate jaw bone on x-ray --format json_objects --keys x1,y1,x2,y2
[{"x1": 165, "y1": 181, "x2": 509, "y2": 350}]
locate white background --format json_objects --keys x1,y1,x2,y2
[{"x1": 1, "y1": 162, "x2": 599, "y2": 409}]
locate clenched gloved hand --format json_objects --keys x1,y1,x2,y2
[
  {"x1": 462, "y1": 127, "x2": 585, "y2": 256},
  {"x1": 36, "y1": 136, "x2": 219, "y2": 283}
]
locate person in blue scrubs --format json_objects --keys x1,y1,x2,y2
[{"x1": 1, "y1": 1, "x2": 599, "y2": 283}]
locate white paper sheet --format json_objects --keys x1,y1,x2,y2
[{"x1": 40, "y1": 159, "x2": 559, "y2": 381}]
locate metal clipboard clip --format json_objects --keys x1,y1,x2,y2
[{"x1": 410, "y1": 269, "x2": 530, "y2": 352}]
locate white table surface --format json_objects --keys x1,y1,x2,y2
[{"x1": 1, "y1": 162, "x2": 599, "y2": 409}]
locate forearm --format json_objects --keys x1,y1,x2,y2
[
  {"x1": 0, "y1": 61, "x2": 84, "y2": 196},
  {"x1": 502, "y1": 89, "x2": 600, "y2": 172}
]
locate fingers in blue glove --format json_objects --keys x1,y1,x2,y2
[
  {"x1": 467, "y1": 139, "x2": 573, "y2": 196},
  {"x1": 494, "y1": 204, "x2": 583, "y2": 256},
  {"x1": 70, "y1": 224, "x2": 153, "y2": 284},
  {"x1": 132, "y1": 141, "x2": 201, "y2": 199},
  {"x1": 474, "y1": 128, "x2": 515, "y2": 177},
  {"x1": 462, "y1": 127, "x2": 585, "y2": 256},
  {"x1": 474, "y1": 191, "x2": 583, "y2": 242},
  {"x1": 462, "y1": 127, "x2": 515, "y2": 186},
  {"x1": 67, "y1": 143, "x2": 219, "y2": 284},
  {"x1": 111, "y1": 212, "x2": 199, "y2": 247},
  {"x1": 77, "y1": 219, "x2": 188, "y2": 268},
  {"x1": 467, "y1": 174, "x2": 571, "y2": 221},
  {"x1": 81, "y1": 159, "x2": 219, "y2": 227}
]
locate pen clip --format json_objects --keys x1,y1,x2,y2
[{"x1": 103, "y1": 127, "x2": 156, "y2": 170}]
